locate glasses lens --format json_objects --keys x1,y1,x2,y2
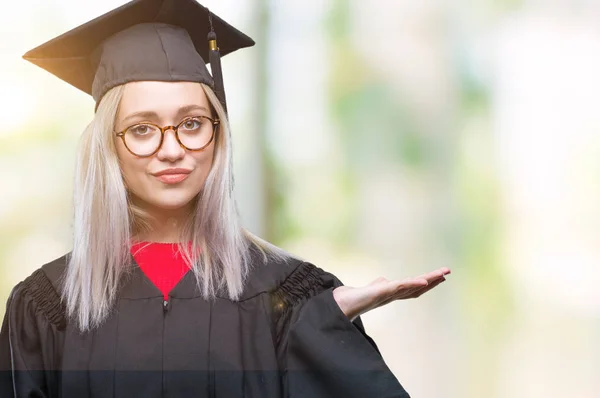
[
  {"x1": 178, "y1": 117, "x2": 215, "y2": 150},
  {"x1": 124, "y1": 124, "x2": 161, "y2": 156}
]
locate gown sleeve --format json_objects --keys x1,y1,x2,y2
[
  {"x1": 0, "y1": 269, "x2": 66, "y2": 398},
  {"x1": 271, "y1": 262, "x2": 411, "y2": 398}
]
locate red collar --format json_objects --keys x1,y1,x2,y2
[{"x1": 130, "y1": 242, "x2": 191, "y2": 300}]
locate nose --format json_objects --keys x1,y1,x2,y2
[{"x1": 156, "y1": 128, "x2": 185, "y2": 162}]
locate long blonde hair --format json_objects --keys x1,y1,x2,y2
[{"x1": 64, "y1": 82, "x2": 289, "y2": 331}]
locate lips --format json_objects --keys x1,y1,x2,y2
[{"x1": 152, "y1": 168, "x2": 192, "y2": 184}]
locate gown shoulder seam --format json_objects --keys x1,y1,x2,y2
[
  {"x1": 19, "y1": 269, "x2": 67, "y2": 330},
  {"x1": 270, "y1": 262, "x2": 326, "y2": 305},
  {"x1": 269, "y1": 262, "x2": 330, "y2": 327},
  {"x1": 268, "y1": 262, "x2": 333, "y2": 349}
]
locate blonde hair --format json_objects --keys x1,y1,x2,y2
[{"x1": 64, "y1": 82, "x2": 289, "y2": 331}]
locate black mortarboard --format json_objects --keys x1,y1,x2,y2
[{"x1": 22, "y1": 0, "x2": 254, "y2": 112}]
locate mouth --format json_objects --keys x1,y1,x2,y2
[
  {"x1": 152, "y1": 168, "x2": 192, "y2": 184},
  {"x1": 155, "y1": 173, "x2": 190, "y2": 184}
]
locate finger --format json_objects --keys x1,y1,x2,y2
[
  {"x1": 357, "y1": 279, "x2": 423, "y2": 311},
  {"x1": 428, "y1": 267, "x2": 451, "y2": 278},
  {"x1": 370, "y1": 273, "x2": 445, "y2": 306},
  {"x1": 395, "y1": 277, "x2": 429, "y2": 288},
  {"x1": 424, "y1": 270, "x2": 447, "y2": 281},
  {"x1": 407, "y1": 277, "x2": 446, "y2": 298},
  {"x1": 376, "y1": 272, "x2": 450, "y2": 307},
  {"x1": 381, "y1": 277, "x2": 447, "y2": 305},
  {"x1": 383, "y1": 278, "x2": 426, "y2": 297},
  {"x1": 378, "y1": 287, "x2": 424, "y2": 306},
  {"x1": 417, "y1": 268, "x2": 450, "y2": 283},
  {"x1": 369, "y1": 277, "x2": 425, "y2": 298},
  {"x1": 379, "y1": 281, "x2": 432, "y2": 305}
]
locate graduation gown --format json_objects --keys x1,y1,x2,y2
[{"x1": 0, "y1": 247, "x2": 410, "y2": 397}]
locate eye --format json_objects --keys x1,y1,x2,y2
[
  {"x1": 181, "y1": 118, "x2": 203, "y2": 131},
  {"x1": 128, "y1": 124, "x2": 152, "y2": 136}
]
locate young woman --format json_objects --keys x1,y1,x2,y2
[{"x1": 0, "y1": 0, "x2": 450, "y2": 397}]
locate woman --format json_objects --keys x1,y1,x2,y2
[{"x1": 0, "y1": 0, "x2": 450, "y2": 397}]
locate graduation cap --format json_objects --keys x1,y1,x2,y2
[{"x1": 22, "y1": 0, "x2": 255, "y2": 113}]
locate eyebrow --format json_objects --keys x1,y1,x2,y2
[{"x1": 121, "y1": 105, "x2": 211, "y2": 125}]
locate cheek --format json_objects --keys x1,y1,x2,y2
[
  {"x1": 190, "y1": 146, "x2": 216, "y2": 186},
  {"x1": 115, "y1": 141, "x2": 149, "y2": 191}
]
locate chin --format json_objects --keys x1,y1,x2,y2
[
  {"x1": 155, "y1": 197, "x2": 196, "y2": 211},
  {"x1": 143, "y1": 191, "x2": 198, "y2": 211}
]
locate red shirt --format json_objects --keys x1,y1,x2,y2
[{"x1": 130, "y1": 242, "x2": 191, "y2": 300}]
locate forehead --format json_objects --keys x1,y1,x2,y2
[{"x1": 118, "y1": 81, "x2": 210, "y2": 116}]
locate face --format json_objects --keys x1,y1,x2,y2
[{"x1": 114, "y1": 81, "x2": 217, "y2": 214}]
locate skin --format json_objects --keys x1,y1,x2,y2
[
  {"x1": 333, "y1": 268, "x2": 451, "y2": 322},
  {"x1": 114, "y1": 81, "x2": 216, "y2": 243},
  {"x1": 113, "y1": 80, "x2": 451, "y2": 318}
]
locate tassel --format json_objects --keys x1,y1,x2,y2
[
  {"x1": 207, "y1": 11, "x2": 233, "y2": 194},
  {"x1": 207, "y1": 12, "x2": 228, "y2": 114}
]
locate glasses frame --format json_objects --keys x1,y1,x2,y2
[{"x1": 115, "y1": 115, "x2": 220, "y2": 157}]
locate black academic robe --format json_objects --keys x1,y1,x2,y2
[{"x1": 0, "y1": 246, "x2": 410, "y2": 397}]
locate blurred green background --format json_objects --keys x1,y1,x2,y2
[{"x1": 1, "y1": 0, "x2": 599, "y2": 397}]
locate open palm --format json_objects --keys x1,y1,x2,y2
[{"x1": 332, "y1": 268, "x2": 451, "y2": 322}]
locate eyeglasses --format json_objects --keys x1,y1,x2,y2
[{"x1": 115, "y1": 115, "x2": 220, "y2": 157}]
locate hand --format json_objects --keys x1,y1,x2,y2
[{"x1": 332, "y1": 268, "x2": 451, "y2": 322}]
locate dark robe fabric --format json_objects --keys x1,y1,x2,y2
[{"x1": 0, "y1": 245, "x2": 410, "y2": 397}]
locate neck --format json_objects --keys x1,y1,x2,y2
[{"x1": 131, "y1": 197, "x2": 194, "y2": 243}]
